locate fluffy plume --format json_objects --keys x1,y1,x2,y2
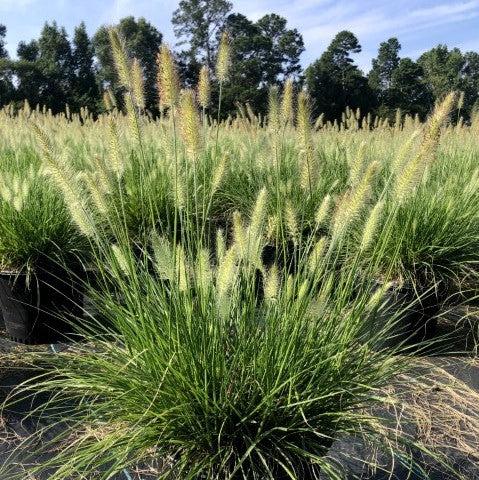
[
  {"x1": 82, "y1": 172, "x2": 109, "y2": 216},
  {"x1": 297, "y1": 91, "x2": 316, "y2": 191},
  {"x1": 108, "y1": 28, "x2": 131, "y2": 89},
  {"x1": 103, "y1": 91, "x2": 113, "y2": 111},
  {"x1": 175, "y1": 245, "x2": 189, "y2": 292},
  {"x1": 124, "y1": 92, "x2": 142, "y2": 146},
  {"x1": 195, "y1": 248, "x2": 212, "y2": 293},
  {"x1": 33, "y1": 124, "x2": 95, "y2": 237},
  {"x1": 0, "y1": 173, "x2": 31, "y2": 212},
  {"x1": 332, "y1": 161, "x2": 379, "y2": 240},
  {"x1": 108, "y1": 89, "x2": 117, "y2": 109},
  {"x1": 308, "y1": 237, "x2": 327, "y2": 275},
  {"x1": 281, "y1": 78, "x2": 294, "y2": 126},
  {"x1": 216, "y1": 31, "x2": 231, "y2": 83},
  {"x1": 174, "y1": 173, "x2": 186, "y2": 210},
  {"x1": 248, "y1": 188, "x2": 267, "y2": 244},
  {"x1": 211, "y1": 155, "x2": 227, "y2": 195},
  {"x1": 131, "y1": 58, "x2": 145, "y2": 110},
  {"x1": 264, "y1": 264, "x2": 279, "y2": 303},
  {"x1": 394, "y1": 92, "x2": 457, "y2": 203},
  {"x1": 91, "y1": 155, "x2": 112, "y2": 195},
  {"x1": 111, "y1": 244, "x2": 130, "y2": 276},
  {"x1": 360, "y1": 201, "x2": 384, "y2": 252},
  {"x1": 179, "y1": 89, "x2": 202, "y2": 160},
  {"x1": 108, "y1": 119, "x2": 124, "y2": 177},
  {"x1": 266, "y1": 214, "x2": 278, "y2": 240},
  {"x1": 232, "y1": 211, "x2": 246, "y2": 257},
  {"x1": 297, "y1": 279, "x2": 310, "y2": 302},
  {"x1": 297, "y1": 90, "x2": 312, "y2": 148},
  {"x1": 285, "y1": 200, "x2": 299, "y2": 243},
  {"x1": 315, "y1": 194, "x2": 331, "y2": 227},
  {"x1": 348, "y1": 141, "x2": 367, "y2": 186},
  {"x1": 157, "y1": 44, "x2": 180, "y2": 108},
  {"x1": 197, "y1": 65, "x2": 211, "y2": 110},
  {"x1": 392, "y1": 130, "x2": 420, "y2": 172},
  {"x1": 151, "y1": 234, "x2": 174, "y2": 280},
  {"x1": 268, "y1": 86, "x2": 280, "y2": 132},
  {"x1": 216, "y1": 246, "x2": 237, "y2": 298}
]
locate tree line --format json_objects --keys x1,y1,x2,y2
[{"x1": 0, "y1": 0, "x2": 478, "y2": 122}]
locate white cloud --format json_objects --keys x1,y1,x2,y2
[{"x1": 411, "y1": 0, "x2": 479, "y2": 18}]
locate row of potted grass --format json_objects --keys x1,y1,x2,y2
[{"x1": 0, "y1": 93, "x2": 477, "y2": 344}]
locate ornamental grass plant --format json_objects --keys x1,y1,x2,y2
[{"x1": 0, "y1": 29, "x2": 478, "y2": 478}]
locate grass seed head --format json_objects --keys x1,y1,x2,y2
[
  {"x1": 131, "y1": 58, "x2": 145, "y2": 110},
  {"x1": 315, "y1": 194, "x2": 331, "y2": 227},
  {"x1": 332, "y1": 161, "x2": 379, "y2": 241},
  {"x1": 179, "y1": 89, "x2": 202, "y2": 160},
  {"x1": 394, "y1": 92, "x2": 457, "y2": 203},
  {"x1": 264, "y1": 264, "x2": 279, "y2": 302},
  {"x1": 108, "y1": 28, "x2": 131, "y2": 90},
  {"x1": 360, "y1": 200, "x2": 384, "y2": 252},
  {"x1": 197, "y1": 65, "x2": 211, "y2": 109},
  {"x1": 268, "y1": 86, "x2": 280, "y2": 131},
  {"x1": 157, "y1": 44, "x2": 180, "y2": 108},
  {"x1": 216, "y1": 31, "x2": 231, "y2": 84},
  {"x1": 281, "y1": 78, "x2": 294, "y2": 126}
]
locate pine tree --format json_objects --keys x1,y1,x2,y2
[{"x1": 305, "y1": 31, "x2": 373, "y2": 121}]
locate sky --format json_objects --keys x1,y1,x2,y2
[{"x1": 1, "y1": 0, "x2": 479, "y2": 72}]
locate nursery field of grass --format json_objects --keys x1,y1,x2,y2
[{"x1": 0, "y1": 31, "x2": 477, "y2": 479}]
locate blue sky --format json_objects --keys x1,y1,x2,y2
[{"x1": 1, "y1": 0, "x2": 479, "y2": 72}]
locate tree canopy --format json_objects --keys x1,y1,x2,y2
[
  {"x1": 0, "y1": 9, "x2": 478, "y2": 123},
  {"x1": 172, "y1": 0, "x2": 232, "y2": 70},
  {"x1": 93, "y1": 16, "x2": 162, "y2": 112},
  {"x1": 305, "y1": 31, "x2": 373, "y2": 120}
]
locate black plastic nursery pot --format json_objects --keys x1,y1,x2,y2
[{"x1": 0, "y1": 264, "x2": 85, "y2": 344}]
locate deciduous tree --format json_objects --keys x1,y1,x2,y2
[{"x1": 172, "y1": 0, "x2": 232, "y2": 71}]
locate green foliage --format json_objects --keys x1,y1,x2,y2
[
  {"x1": 0, "y1": 10, "x2": 478, "y2": 122},
  {"x1": 418, "y1": 45, "x2": 464, "y2": 100},
  {"x1": 417, "y1": 45, "x2": 479, "y2": 120},
  {"x1": 93, "y1": 16, "x2": 162, "y2": 113},
  {"x1": 369, "y1": 37, "x2": 401, "y2": 94},
  {"x1": 0, "y1": 69, "x2": 478, "y2": 478},
  {"x1": 216, "y1": 13, "x2": 304, "y2": 117},
  {"x1": 0, "y1": 25, "x2": 14, "y2": 106},
  {"x1": 255, "y1": 13, "x2": 304, "y2": 81},
  {"x1": 0, "y1": 24, "x2": 8, "y2": 58},
  {"x1": 172, "y1": 0, "x2": 233, "y2": 70},
  {"x1": 36, "y1": 22, "x2": 75, "y2": 113},
  {"x1": 71, "y1": 22, "x2": 99, "y2": 114},
  {"x1": 0, "y1": 148, "x2": 87, "y2": 271},
  {"x1": 305, "y1": 31, "x2": 374, "y2": 120},
  {"x1": 389, "y1": 58, "x2": 433, "y2": 118}
]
